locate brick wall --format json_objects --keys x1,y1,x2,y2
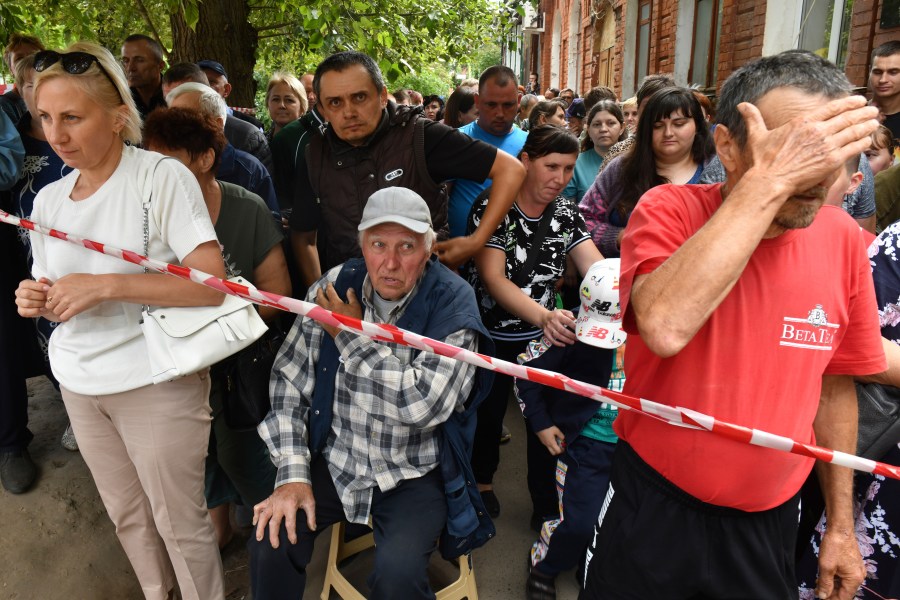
[
  {"x1": 653, "y1": 0, "x2": 678, "y2": 74},
  {"x1": 716, "y1": 0, "x2": 767, "y2": 92},
  {"x1": 845, "y1": 0, "x2": 898, "y2": 89},
  {"x1": 536, "y1": 0, "x2": 772, "y2": 99}
]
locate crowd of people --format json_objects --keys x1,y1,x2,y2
[{"x1": 0, "y1": 28, "x2": 900, "y2": 600}]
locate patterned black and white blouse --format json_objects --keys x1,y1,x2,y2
[{"x1": 466, "y1": 189, "x2": 591, "y2": 341}]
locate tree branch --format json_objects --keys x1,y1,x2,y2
[
  {"x1": 355, "y1": 11, "x2": 426, "y2": 17},
  {"x1": 258, "y1": 31, "x2": 292, "y2": 40},
  {"x1": 255, "y1": 21, "x2": 298, "y2": 33},
  {"x1": 132, "y1": 0, "x2": 169, "y2": 59}
]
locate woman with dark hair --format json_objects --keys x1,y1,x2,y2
[
  {"x1": 579, "y1": 87, "x2": 716, "y2": 257},
  {"x1": 529, "y1": 100, "x2": 567, "y2": 128},
  {"x1": 422, "y1": 94, "x2": 444, "y2": 121},
  {"x1": 564, "y1": 100, "x2": 627, "y2": 203},
  {"x1": 466, "y1": 125, "x2": 603, "y2": 525},
  {"x1": 443, "y1": 86, "x2": 478, "y2": 128},
  {"x1": 143, "y1": 107, "x2": 291, "y2": 551}
]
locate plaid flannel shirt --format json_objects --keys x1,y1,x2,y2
[{"x1": 259, "y1": 266, "x2": 478, "y2": 524}]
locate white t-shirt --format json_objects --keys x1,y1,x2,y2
[{"x1": 30, "y1": 145, "x2": 218, "y2": 395}]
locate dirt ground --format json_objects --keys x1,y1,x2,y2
[
  {"x1": 0, "y1": 377, "x2": 580, "y2": 600},
  {"x1": 0, "y1": 377, "x2": 251, "y2": 600}
]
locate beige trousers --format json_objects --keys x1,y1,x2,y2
[{"x1": 62, "y1": 371, "x2": 225, "y2": 600}]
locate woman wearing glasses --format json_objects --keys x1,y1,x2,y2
[{"x1": 14, "y1": 42, "x2": 226, "y2": 600}]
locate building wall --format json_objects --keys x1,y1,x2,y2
[
  {"x1": 652, "y1": 0, "x2": 679, "y2": 75},
  {"x1": 716, "y1": 0, "x2": 767, "y2": 92},
  {"x1": 536, "y1": 0, "x2": 769, "y2": 100},
  {"x1": 525, "y1": 0, "x2": 895, "y2": 112}
]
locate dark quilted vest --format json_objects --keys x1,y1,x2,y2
[{"x1": 306, "y1": 104, "x2": 448, "y2": 270}]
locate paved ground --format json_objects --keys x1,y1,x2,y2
[{"x1": 0, "y1": 377, "x2": 581, "y2": 599}]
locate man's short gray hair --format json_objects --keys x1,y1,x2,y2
[
  {"x1": 717, "y1": 50, "x2": 850, "y2": 149},
  {"x1": 358, "y1": 226, "x2": 437, "y2": 253},
  {"x1": 165, "y1": 82, "x2": 227, "y2": 120}
]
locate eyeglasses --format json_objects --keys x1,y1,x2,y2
[{"x1": 33, "y1": 51, "x2": 121, "y2": 97}]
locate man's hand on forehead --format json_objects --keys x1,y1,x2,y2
[{"x1": 736, "y1": 95, "x2": 879, "y2": 198}]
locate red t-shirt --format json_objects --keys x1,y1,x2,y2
[{"x1": 616, "y1": 184, "x2": 886, "y2": 512}]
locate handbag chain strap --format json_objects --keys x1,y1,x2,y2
[{"x1": 140, "y1": 156, "x2": 172, "y2": 315}]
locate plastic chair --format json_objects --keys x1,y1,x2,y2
[{"x1": 320, "y1": 521, "x2": 478, "y2": 600}]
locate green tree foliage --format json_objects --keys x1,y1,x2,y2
[
  {"x1": 469, "y1": 43, "x2": 502, "y2": 79},
  {"x1": 390, "y1": 63, "x2": 456, "y2": 96},
  {"x1": 1, "y1": 0, "x2": 520, "y2": 106}
]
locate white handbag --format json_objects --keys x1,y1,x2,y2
[
  {"x1": 141, "y1": 276, "x2": 268, "y2": 383},
  {"x1": 138, "y1": 157, "x2": 267, "y2": 384}
]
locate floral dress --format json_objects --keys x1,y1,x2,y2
[
  {"x1": 797, "y1": 224, "x2": 900, "y2": 599},
  {"x1": 9, "y1": 120, "x2": 72, "y2": 364}
]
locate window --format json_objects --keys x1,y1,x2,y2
[
  {"x1": 689, "y1": 0, "x2": 723, "y2": 88},
  {"x1": 635, "y1": 0, "x2": 652, "y2": 85},
  {"x1": 798, "y1": 0, "x2": 854, "y2": 69}
]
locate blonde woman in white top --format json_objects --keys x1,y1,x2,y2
[{"x1": 14, "y1": 41, "x2": 226, "y2": 600}]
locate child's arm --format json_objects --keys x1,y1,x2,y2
[{"x1": 515, "y1": 340, "x2": 566, "y2": 455}]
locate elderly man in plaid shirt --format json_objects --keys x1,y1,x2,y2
[{"x1": 248, "y1": 187, "x2": 492, "y2": 600}]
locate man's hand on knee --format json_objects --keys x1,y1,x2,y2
[{"x1": 253, "y1": 482, "x2": 317, "y2": 548}]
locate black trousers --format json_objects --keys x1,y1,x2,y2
[
  {"x1": 581, "y1": 441, "x2": 800, "y2": 600},
  {"x1": 471, "y1": 338, "x2": 523, "y2": 485},
  {"x1": 248, "y1": 458, "x2": 447, "y2": 600},
  {"x1": 0, "y1": 221, "x2": 37, "y2": 452},
  {"x1": 470, "y1": 336, "x2": 557, "y2": 517}
]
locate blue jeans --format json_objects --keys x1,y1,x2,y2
[{"x1": 248, "y1": 457, "x2": 447, "y2": 600}]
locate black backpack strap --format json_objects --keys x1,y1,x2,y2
[{"x1": 512, "y1": 199, "x2": 557, "y2": 288}]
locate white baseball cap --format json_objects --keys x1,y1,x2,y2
[
  {"x1": 358, "y1": 187, "x2": 433, "y2": 234},
  {"x1": 575, "y1": 259, "x2": 627, "y2": 349}
]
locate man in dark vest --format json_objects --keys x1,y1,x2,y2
[
  {"x1": 250, "y1": 187, "x2": 493, "y2": 600},
  {"x1": 288, "y1": 51, "x2": 525, "y2": 283}
]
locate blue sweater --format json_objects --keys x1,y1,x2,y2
[{"x1": 515, "y1": 340, "x2": 614, "y2": 441}]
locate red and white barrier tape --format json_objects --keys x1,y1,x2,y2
[{"x1": 4, "y1": 208, "x2": 900, "y2": 481}]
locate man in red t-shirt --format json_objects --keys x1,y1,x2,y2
[{"x1": 581, "y1": 51, "x2": 884, "y2": 600}]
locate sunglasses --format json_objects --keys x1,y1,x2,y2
[{"x1": 33, "y1": 50, "x2": 121, "y2": 96}]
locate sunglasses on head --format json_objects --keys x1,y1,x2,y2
[{"x1": 33, "y1": 50, "x2": 120, "y2": 94}]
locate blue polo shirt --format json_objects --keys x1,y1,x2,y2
[{"x1": 448, "y1": 121, "x2": 527, "y2": 238}]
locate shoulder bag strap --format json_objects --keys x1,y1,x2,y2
[
  {"x1": 512, "y1": 199, "x2": 557, "y2": 288},
  {"x1": 141, "y1": 155, "x2": 173, "y2": 272},
  {"x1": 140, "y1": 156, "x2": 174, "y2": 314}
]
